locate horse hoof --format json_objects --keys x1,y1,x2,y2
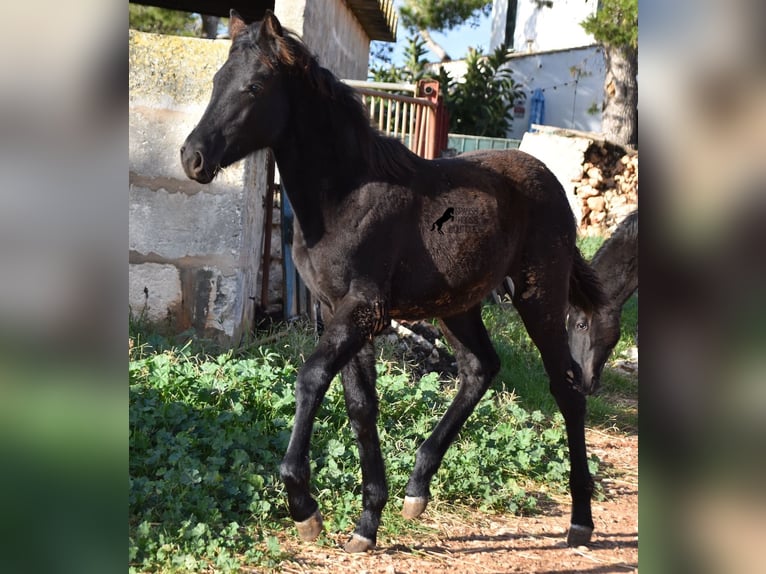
[
  {"x1": 295, "y1": 510, "x2": 324, "y2": 541},
  {"x1": 343, "y1": 534, "x2": 375, "y2": 553},
  {"x1": 567, "y1": 524, "x2": 594, "y2": 547},
  {"x1": 402, "y1": 496, "x2": 428, "y2": 519}
]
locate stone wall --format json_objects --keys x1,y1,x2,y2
[
  {"x1": 129, "y1": 30, "x2": 269, "y2": 345},
  {"x1": 129, "y1": 2, "x2": 378, "y2": 344},
  {"x1": 275, "y1": 0, "x2": 371, "y2": 79},
  {"x1": 519, "y1": 127, "x2": 638, "y2": 237}
]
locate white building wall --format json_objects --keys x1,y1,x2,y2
[
  {"x1": 491, "y1": 0, "x2": 598, "y2": 53},
  {"x1": 490, "y1": 0, "x2": 511, "y2": 51},
  {"x1": 505, "y1": 44, "x2": 605, "y2": 139},
  {"x1": 437, "y1": 43, "x2": 605, "y2": 140}
]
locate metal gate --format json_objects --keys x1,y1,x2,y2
[{"x1": 342, "y1": 79, "x2": 449, "y2": 160}]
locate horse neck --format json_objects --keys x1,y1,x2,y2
[
  {"x1": 592, "y1": 240, "x2": 638, "y2": 311},
  {"x1": 271, "y1": 79, "x2": 370, "y2": 244}
]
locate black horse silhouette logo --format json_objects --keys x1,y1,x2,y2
[{"x1": 431, "y1": 207, "x2": 455, "y2": 234}]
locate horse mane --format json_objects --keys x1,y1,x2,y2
[{"x1": 235, "y1": 24, "x2": 423, "y2": 183}]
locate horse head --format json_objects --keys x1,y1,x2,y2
[
  {"x1": 567, "y1": 306, "x2": 621, "y2": 394},
  {"x1": 181, "y1": 10, "x2": 293, "y2": 183}
]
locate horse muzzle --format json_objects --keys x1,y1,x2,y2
[{"x1": 180, "y1": 143, "x2": 218, "y2": 184}]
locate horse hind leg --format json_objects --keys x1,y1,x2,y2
[
  {"x1": 511, "y1": 266, "x2": 595, "y2": 546},
  {"x1": 340, "y1": 342, "x2": 388, "y2": 552},
  {"x1": 403, "y1": 305, "x2": 500, "y2": 518}
]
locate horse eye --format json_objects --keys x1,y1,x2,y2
[
  {"x1": 248, "y1": 84, "x2": 261, "y2": 95},
  {"x1": 576, "y1": 321, "x2": 589, "y2": 331}
]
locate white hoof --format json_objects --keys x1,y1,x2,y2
[
  {"x1": 402, "y1": 495, "x2": 428, "y2": 519},
  {"x1": 343, "y1": 534, "x2": 375, "y2": 553},
  {"x1": 295, "y1": 509, "x2": 324, "y2": 541}
]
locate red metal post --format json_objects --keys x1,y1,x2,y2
[{"x1": 417, "y1": 79, "x2": 448, "y2": 159}]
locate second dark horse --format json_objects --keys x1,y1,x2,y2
[{"x1": 181, "y1": 11, "x2": 605, "y2": 554}]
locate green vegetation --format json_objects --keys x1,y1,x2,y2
[
  {"x1": 128, "y1": 5, "x2": 198, "y2": 37},
  {"x1": 370, "y1": 36, "x2": 526, "y2": 138},
  {"x1": 436, "y1": 45, "x2": 526, "y2": 137},
  {"x1": 130, "y1": 276, "x2": 636, "y2": 571},
  {"x1": 581, "y1": 0, "x2": 639, "y2": 148},
  {"x1": 399, "y1": 0, "x2": 493, "y2": 62},
  {"x1": 370, "y1": 35, "x2": 432, "y2": 85},
  {"x1": 581, "y1": 0, "x2": 638, "y2": 51}
]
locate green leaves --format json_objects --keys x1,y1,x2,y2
[
  {"x1": 130, "y1": 315, "x2": 597, "y2": 571},
  {"x1": 129, "y1": 5, "x2": 198, "y2": 37},
  {"x1": 581, "y1": 0, "x2": 638, "y2": 50},
  {"x1": 130, "y1": 348, "x2": 295, "y2": 571},
  {"x1": 399, "y1": 0, "x2": 493, "y2": 34},
  {"x1": 438, "y1": 44, "x2": 526, "y2": 137},
  {"x1": 370, "y1": 35, "x2": 431, "y2": 85}
]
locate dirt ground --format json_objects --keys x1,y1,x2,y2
[{"x1": 274, "y1": 429, "x2": 638, "y2": 573}]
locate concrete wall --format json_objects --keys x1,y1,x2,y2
[
  {"x1": 504, "y1": 44, "x2": 605, "y2": 140},
  {"x1": 129, "y1": 30, "x2": 269, "y2": 344},
  {"x1": 129, "y1": 1, "x2": 378, "y2": 344},
  {"x1": 275, "y1": 0, "x2": 371, "y2": 79}
]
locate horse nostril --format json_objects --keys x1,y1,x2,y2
[{"x1": 192, "y1": 151, "x2": 204, "y2": 173}]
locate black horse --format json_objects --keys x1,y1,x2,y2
[
  {"x1": 181, "y1": 11, "x2": 605, "y2": 553},
  {"x1": 568, "y1": 210, "x2": 638, "y2": 391}
]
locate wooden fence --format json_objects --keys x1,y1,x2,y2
[{"x1": 343, "y1": 79, "x2": 449, "y2": 160}]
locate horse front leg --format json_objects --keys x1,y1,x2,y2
[
  {"x1": 278, "y1": 344, "x2": 334, "y2": 542},
  {"x1": 340, "y1": 342, "x2": 387, "y2": 552},
  {"x1": 550, "y1": 371, "x2": 595, "y2": 546},
  {"x1": 512, "y1": 282, "x2": 595, "y2": 546},
  {"x1": 279, "y1": 291, "x2": 387, "y2": 545}
]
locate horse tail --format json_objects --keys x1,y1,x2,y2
[{"x1": 569, "y1": 249, "x2": 607, "y2": 313}]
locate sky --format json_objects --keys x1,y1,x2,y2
[{"x1": 389, "y1": 10, "x2": 493, "y2": 66}]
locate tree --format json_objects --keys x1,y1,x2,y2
[
  {"x1": 370, "y1": 35, "x2": 431, "y2": 85},
  {"x1": 370, "y1": 37, "x2": 523, "y2": 138},
  {"x1": 399, "y1": 0, "x2": 492, "y2": 62},
  {"x1": 436, "y1": 45, "x2": 526, "y2": 137},
  {"x1": 128, "y1": 5, "x2": 198, "y2": 37},
  {"x1": 581, "y1": 0, "x2": 638, "y2": 148}
]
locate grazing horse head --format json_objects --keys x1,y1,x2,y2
[
  {"x1": 567, "y1": 211, "x2": 638, "y2": 394},
  {"x1": 567, "y1": 307, "x2": 620, "y2": 394},
  {"x1": 180, "y1": 10, "x2": 294, "y2": 183}
]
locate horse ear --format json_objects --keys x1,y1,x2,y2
[
  {"x1": 259, "y1": 9, "x2": 283, "y2": 39},
  {"x1": 229, "y1": 9, "x2": 247, "y2": 40}
]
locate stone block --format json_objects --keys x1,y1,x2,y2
[
  {"x1": 129, "y1": 106, "x2": 246, "y2": 189},
  {"x1": 129, "y1": 186, "x2": 244, "y2": 261},
  {"x1": 129, "y1": 30, "x2": 229, "y2": 108},
  {"x1": 129, "y1": 263, "x2": 181, "y2": 323},
  {"x1": 520, "y1": 130, "x2": 593, "y2": 222}
]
